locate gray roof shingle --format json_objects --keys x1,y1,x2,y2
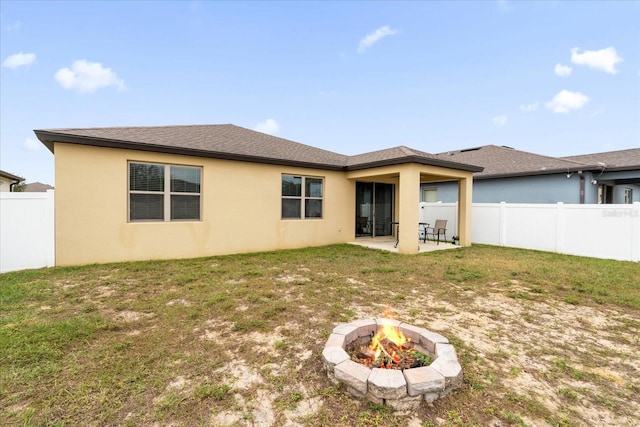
[
  {"x1": 36, "y1": 124, "x2": 348, "y2": 168},
  {"x1": 34, "y1": 124, "x2": 483, "y2": 172},
  {"x1": 25, "y1": 182, "x2": 54, "y2": 192},
  {"x1": 434, "y1": 145, "x2": 625, "y2": 178},
  {"x1": 561, "y1": 148, "x2": 640, "y2": 171}
]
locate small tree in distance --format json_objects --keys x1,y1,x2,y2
[{"x1": 12, "y1": 180, "x2": 27, "y2": 192}]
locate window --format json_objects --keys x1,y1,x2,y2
[
  {"x1": 625, "y1": 188, "x2": 633, "y2": 204},
  {"x1": 422, "y1": 188, "x2": 437, "y2": 203},
  {"x1": 129, "y1": 162, "x2": 201, "y2": 222},
  {"x1": 281, "y1": 174, "x2": 323, "y2": 219}
]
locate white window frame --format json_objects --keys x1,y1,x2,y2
[
  {"x1": 281, "y1": 174, "x2": 323, "y2": 219},
  {"x1": 128, "y1": 161, "x2": 202, "y2": 222}
]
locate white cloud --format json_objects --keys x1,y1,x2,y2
[
  {"x1": 570, "y1": 47, "x2": 623, "y2": 74},
  {"x1": 54, "y1": 60, "x2": 125, "y2": 93},
  {"x1": 554, "y1": 64, "x2": 572, "y2": 77},
  {"x1": 358, "y1": 26, "x2": 398, "y2": 53},
  {"x1": 24, "y1": 138, "x2": 41, "y2": 152},
  {"x1": 491, "y1": 115, "x2": 507, "y2": 127},
  {"x1": 519, "y1": 102, "x2": 539, "y2": 112},
  {"x1": 545, "y1": 90, "x2": 589, "y2": 114},
  {"x1": 254, "y1": 119, "x2": 279, "y2": 135},
  {"x1": 2, "y1": 52, "x2": 36, "y2": 69}
]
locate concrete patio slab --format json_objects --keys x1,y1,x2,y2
[{"x1": 349, "y1": 237, "x2": 460, "y2": 254}]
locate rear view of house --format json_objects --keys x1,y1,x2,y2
[{"x1": 35, "y1": 124, "x2": 482, "y2": 267}]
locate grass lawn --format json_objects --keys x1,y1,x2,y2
[{"x1": 1, "y1": 244, "x2": 639, "y2": 426}]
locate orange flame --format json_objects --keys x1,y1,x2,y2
[{"x1": 368, "y1": 307, "x2": 410, "y2": 366}]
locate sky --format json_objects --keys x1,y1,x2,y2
[{"x1": 1, "y1": 1, "x2": 639, "y2": 186}]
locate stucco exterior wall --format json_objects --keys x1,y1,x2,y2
[{"x1": 54, "y1": 143, "x2": 354, "y2": 266}]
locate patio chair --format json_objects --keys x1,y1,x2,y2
[{"x1": 425, "y1": 219, "x2": 447, "y2": 245}]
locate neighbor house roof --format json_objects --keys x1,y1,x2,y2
[
  {"x1": 434, "y1": 145, "x2": 590, "y2": 179},
  {"x1": 34, "y1": 124, "x2": 483, "y2": 173},
  {"x1": 25, "y1": 182, "x2": 54, "y2": 192},
  {"x1": 0, "y1": 169, "x2": 25, "y2": 182},
  {"x1": 561, "y1": 148, "x2": 640, "y2": 172}
]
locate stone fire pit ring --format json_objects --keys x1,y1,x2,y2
[{"x1": 322, "y1": 318, "x2": 462, "y2": 411}]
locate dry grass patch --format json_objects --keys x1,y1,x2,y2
[{"x1": 1, "y1": 245, "x2": 638, "y2": 426}]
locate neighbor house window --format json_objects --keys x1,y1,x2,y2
[
  {"x1": 625, "y1": 188, "x2": 633, "y2": 204},
  {"x1": 129, "y1": 162, "x2": 201, "y2": 222},
  {"x1": 281, "y1": 174, "x2": 323, "y2": 219},
  {"x1": 422, "y1": 188, "x2": 437, "y2": 202}
]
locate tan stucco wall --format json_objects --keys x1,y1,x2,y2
[{"x1": 54, "y1": 143, "x2": 355, "y2": 266}]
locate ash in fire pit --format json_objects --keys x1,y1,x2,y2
[{"x1": 322, "y1": 310, "x2": 462, "y2": 412}]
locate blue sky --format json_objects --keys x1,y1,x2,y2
[{"x1": 1, "y1": 0, "x2": 639, "y2": 185}]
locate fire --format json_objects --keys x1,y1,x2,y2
[{"x1": 368, "y1": 307, "x2": 411, "y2": 367}]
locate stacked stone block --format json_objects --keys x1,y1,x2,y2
[{"x1": 322, "y1": 318, "x2": 462, "y2": 411}]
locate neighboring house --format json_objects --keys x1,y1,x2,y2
[
  {"x1": 24, "y1": 182, "x2": 55, "y2": 192},
  {"x1": 420, "y1": 145, "x2": 640, "y2": 204},
  {"x1": 561, "y1": 149, "x2": 640, "y2": 204},
  {"x1": 0, "y1": 169, "x2": 25, "y2": 192},
  {"x1": 34, "y1": 124, "x2": 482, "y2": 266}
]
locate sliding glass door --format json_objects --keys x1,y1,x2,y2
[{"x1": 355, "y1": 182, "x2": 393, "y2": 237}]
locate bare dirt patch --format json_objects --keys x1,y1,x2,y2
[{"x1": 112, "y1": 310, "x2": 155, "y2": 322}]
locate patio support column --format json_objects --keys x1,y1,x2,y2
[
  {"x1": 458, "y1": 176, "x2": 473, "y2": 246},
  {"x1": 398, "y1": 166, "x2": 420, "y2": 254}
]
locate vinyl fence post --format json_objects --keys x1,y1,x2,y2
[
  {"x1": 499, "y1": 201, "x2": 506, "y2": 246},
  {"x1": 556, "y1": 202, "x2": 564, "y2": 254},
  {"x1": 46, "y1": 189, "x2": 55, "y2": 267},
  {"x1": 633, "y1": 202, "x2": 640, "y2": 262}
]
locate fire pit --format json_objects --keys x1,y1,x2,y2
[{"x1": 322, "y1": 311, "x2": 462, "y2": 411}]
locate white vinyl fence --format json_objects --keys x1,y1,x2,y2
[
  {"x1": 0, "y1": 190, "x2": 55, "y2": 273},
  {"x1": 1, "y1": 195, "x2": 637, "y2": 273},
  {"x1": 420, "y1": 202, "x2": 640, "y2": 262}
]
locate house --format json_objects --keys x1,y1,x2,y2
[
  {"x1": 561, "y1": 149, "x2": 640, "y2": 204},
  {"x1": 420, "y1": 145, "x2": 640, "y2": 204},
  {"x1": 0, "y1": 169, "x2": 25, "y2": 192},
  {"x1": 34, "y1": 124, "x2": 482, "y2": 266},
  {"x1": 24, "y1": 182, "x2": 54, "y2": 192}
]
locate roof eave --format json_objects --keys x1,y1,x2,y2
[
  {"x1": 474, "y1": 165, "x2": 600, "y2": 180},
  {"x1": 0, "y1": 172, "x2": 25, "y2": 182}
]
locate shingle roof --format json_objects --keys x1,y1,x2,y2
[
  {"x1": 345, "y1": 145, "x2": 484, "y2": 171},
  {"x1": 561, "y1": 148, "x2": 640, "y2": 171},
  {"x1": 34, "y1": 124, "x2": 483, "y2": 172},
  {"x1": 25, "y1": 182, "x2": 54, "y2": 192},
  {"x1": 35, "y1": 124, "x2": 348, "y2": 169},
  {"x1": 0, "y1": 169, "x2": 25, "y2": 182},
  {"x1": 435, "y1": 145, "x2": 600, "y2": 179}
]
